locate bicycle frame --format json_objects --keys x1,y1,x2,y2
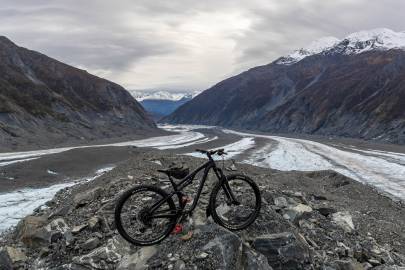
[{"x1": 148, "y1": 157, "x2": 236, "y2": 219}]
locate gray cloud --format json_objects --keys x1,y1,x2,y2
[{"x1": 0, "y1": 0, "x2": 404, "y2": 91}]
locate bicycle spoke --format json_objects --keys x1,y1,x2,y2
[
  {"x1": 119, "y1": 189, "x2": 175, "y2": 243},
  {"x1": 214, "y1": 178, "x2": 258, "y2": 226}
]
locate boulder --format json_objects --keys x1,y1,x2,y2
[
  {"x1": 0, "y1": 249, "x2": 13, "y2": 270},
  {"x1": 117, "y1": 246, "x2": 157, "y2": 270},
  {"x1": 283, "y1": 204, "x2": 313, "y2": 222},
  {"x1": 88, "y1": 216, "x2": 101, "y2": 230},
  {"x1": 330, "y1": 259, "x2": 365, "y2": 270},
  {"x1": 15, "y1": 215, "x2": 48, "y2": 248},
  {"x1": 46, "y1": 218, "x2": 70, "y2": 233},
  {"x1": 72, "y1": 236, "x2": 132, "y2": 269},
  {"x1": 74, "y1": 187, "x2": 103, "y2": 207},
  {"x1": 202, "y1": 226, "x2": 244, "y2": 270},
  {"x1": 252, "y1": 232, "x2": 312, "y2": 270},
  {"x1": 274, "y1": 197, "x2": 289, "y2": 208},
  {"x1": 48, "y1": 205, "x2": 71, "y2": 219},
  {"x1": 173, "y1": 259, "x2": 186, "y2": 270},
  {"x1": 242, "y1": 246, "x2": 274, "y2": 270},
  {"x1": 72, "y1": 224, "x2": 88, "y2": 234},
  {"x1": 0, "y1": 246, "x2": 27, "y2": 269},
  {"x1": 82, "y1": 237, "x2": 101, "y2": 250},
  {"x1": 331, "y1": 212, "x2": 355, "y2": 233},
  {"x1": 16, "y1": 216, "x2": 72, "y2": 249}
]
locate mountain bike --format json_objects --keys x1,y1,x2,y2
[{"x1": 114, "y1": 148, "x2": 261, "y2": 246}]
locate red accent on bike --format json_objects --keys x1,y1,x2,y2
[
  {"x1": 171, "y1": 224, "x2": 183, "y2": 234},
  {"x1": 181, "y1": 196, "x2": 192, "y2": 204}
]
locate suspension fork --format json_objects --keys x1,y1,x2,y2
[{"x1": 213, "y1": 168, "x2": 239, "y2": 204}]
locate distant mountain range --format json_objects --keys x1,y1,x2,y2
[
  {"x1": 163, "y1": 28, "x2": 405, "y2": 144},
  {"x1": 130, "y1": 90, "x2": 200, "y2": 101},
  {"x1": 131, "y1": 91, "x2": 199, "y2": 120},
  {"x1": 0, "y1": 36, "x2": 156, "y2": 151}
]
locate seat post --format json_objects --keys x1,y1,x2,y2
[{"x1": 168, "y1": 175, "x2": 178, "y2": 191}]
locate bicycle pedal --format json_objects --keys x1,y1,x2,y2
[{"x1": 171, "y1": 224, "x2": 183, "y2": 235}]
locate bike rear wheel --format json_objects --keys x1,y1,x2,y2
[
  {"x1": 115, "y1": 185, "x2": 177, "y2": 246},
  {"x1": 210, "y1": 174, "x2": 261, "y2": 230}
]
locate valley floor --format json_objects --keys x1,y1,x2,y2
[{"x1": 1, "y1": 124, "x2": 405, "y2": 233}]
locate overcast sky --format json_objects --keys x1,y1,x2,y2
[{"x1": 1, "y1": 0, "x2": 404, "y2": 92}]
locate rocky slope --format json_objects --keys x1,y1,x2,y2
[
  {"x1": 1, "y1": 150, "x2": 404, "y2": 269},
  {"x1": 0, "y1": 36, "x2": 156, "y2": 151},
  {"x1": 163, "y1": 28, "x2": 405, "y2": 144}
]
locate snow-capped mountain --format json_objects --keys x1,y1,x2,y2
[
  {"x1": 129, "y1": 90, "x2": 200, "y2": 121},
  {"x1": 277, "y1": 36, "x2": 340, "y2": 65},
  {"x1": 130, "y1": 90, "x2": 200, "y2": 101},
  {"x1": 278, "y1": 28, "x2": 405, "y2": 65},
  {"x1": 164, "y1": 28, "x2": 405, "y2": 144}
]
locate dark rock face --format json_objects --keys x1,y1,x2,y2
[
  {"x1": 163, "y1": 50, "x2": 405, "y2": 144},
  {"x1": 252, "y1": 232, "x2": 312, "y2": 270},
  {"x1": 0, "y1": 36, "x2": 156, "y2": 150}
]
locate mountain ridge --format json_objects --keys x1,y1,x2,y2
[
  {"x1": 277, "y1": 28, "x2": 405, "y2": 65},
  {"x1": 131, "y1": 90, "x2": 198, "y2": 120},
  {"x1": 163, "y1": 29, "x2": 405, "y2": 144},
  {"x1": 131, "y1": 90, "x2": 200, "y2": 101},
  {"x1": 0, "y1": 36, "x2": 157, "y2": 151}
]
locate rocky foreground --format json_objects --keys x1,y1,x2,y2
[{"x1": 1, "y1": 149, "x2": 405, "y2": 269}]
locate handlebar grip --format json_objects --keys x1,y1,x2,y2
[{"x1": 217, "y1": 149, "x2": 227, "y2": 155}]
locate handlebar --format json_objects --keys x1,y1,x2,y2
[{"x1": 196, "y1": 148, "x2": 227, "y2": 156}]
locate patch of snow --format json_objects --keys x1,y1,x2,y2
[
  {"x1": 0, "y1": 183, "x2": 75, "y2": 232},
  {"x1": 157, "y1": 136, "x2": 218, "y2": 150},
  {"x1": 223, "y1": 129, "x2": 405, "y2": 201},
  {"x1": 131, "y1": 90, "x2": 201, "y2": 101},
  {"x1": 277, "y1": 36, "x2": 339, "y2": 65},
  {"x1": 342, "y1": 28, "x2": 405, "y2": 54},
  {"x1": 47, "y1": 169, "x2": 58, "y2": 175},
  {"x1": 0, "y1": 166, "x2": 114, "y2": 232},
  {"x1": 277, "y1": 28, "x2": 405, "y2": 65},
  {"x1": 151, "y1": 160, "x2": 162, "y2": 166},
  {"x1": 186, "y1": 137, "x2": 255, "y2": 160},
  {"x1": 0, "y1": 125, "x2": 215, "y2": 165},
  {"x1": 0, "y1": 157, "x2": 40, "y2": 167}
]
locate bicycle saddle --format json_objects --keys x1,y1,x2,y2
[{"x1": 158, "y1": 164, "x2": 189, "y2": 179}]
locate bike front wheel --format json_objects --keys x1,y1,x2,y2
[
  {"x1": 114, "y1": 185, "x2": 177, "y2": 246},
  {"x1": 209, "y1": 174, "x2": 261, "y2": 231}
]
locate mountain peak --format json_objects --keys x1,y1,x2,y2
[
  {"x1": 340, "y1": 28, "x2": 405, "y2": 53},
  {"x1": 345, "y1": 28, "x2": 401, "y2": 41},
  {"x1": 0, "y1": 36, "x2": 15, "y2": 45},
  {"x1": 277, "y1": 36, "x2": 339, "y2": 65},
  {"x1": 277, "y1": 28, "x2": 405, "y2": 65},
  {"x1": 131, "y1": 90, "x2": 200, "y2": 101}
]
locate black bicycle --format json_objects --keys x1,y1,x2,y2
[{"x1": 114, "y1": 148, "x2": 261, "y2": 246}]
